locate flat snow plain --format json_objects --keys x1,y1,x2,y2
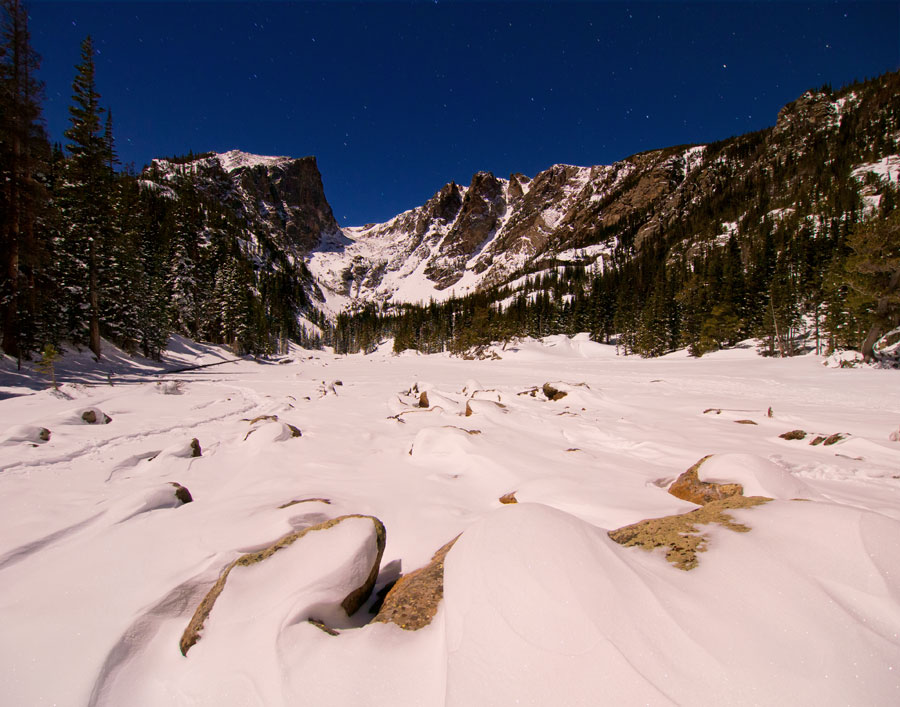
[{"x1": 1, "y1": 334, "x2": 899, "y2": 706}]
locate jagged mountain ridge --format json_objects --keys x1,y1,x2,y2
[
  {"x1": 310, "y1": 72, "x2": 900, "y2": 309},
  {"x1": 141, "y1": 72, "x2": 900, "y2": 319}
]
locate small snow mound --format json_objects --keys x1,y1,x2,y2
[
  {"x1": 111, "y1": 482, "x2": 193, "y2": 522},
  {"x1": 461, "y1": 379, "x2": 483, "y2": 397},
  {"x1": 244, "y1": 420, "x2": 302, "y2": 446},
  {"x1": 155, "y1": 380, "x2": 183, "y2": 395},
  {"x1": 57, "y1": 407, "x2": 112, "y2": 425},
  {"x1": 410, "y1": 426, "x2": 475, "y2": 457},
  {"x1": 0, "y1": 425, "x2": 51, "y2": 445},
  {"x1": 153, "y1": 438, "x2": 202, "y2": 461},
  {"x1": 464, "y1": 399, "x2": 508, "y2": 419},
  {"x1": 697, "y1": 453, "x2": 813, "y2": 499},
  {"x1": 823, "y1": 350, "x2": 864, "y2": 368}
]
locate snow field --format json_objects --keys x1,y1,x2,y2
[{"x1": 1, "y1": 334, "x2": 899, "y2": 705}]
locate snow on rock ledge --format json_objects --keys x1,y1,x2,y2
[
  {"x1": 180, "y1": 514, "x2": 385, "y2": 655},
  {"x1": 692, "y1": 452, "x2": 814, "y2": 500}
]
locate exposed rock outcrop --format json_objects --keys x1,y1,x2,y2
[
  {"x1": 780, "y1": 429, "x2": 807, "y2": 440},
  {"x1": 373, "y1": 536, "x2": 459, "y2": 630},
  {"x1": 668, "y1": 455, "x2": 744, "y2": 505},
  {"x1": 608, "y1": 496, "x2": 771, "y2": 570}
]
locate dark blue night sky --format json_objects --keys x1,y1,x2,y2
[{"x1": 28, "y1": 1, "x2": 900, "y2": 226}]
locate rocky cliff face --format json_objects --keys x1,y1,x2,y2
[
  {"x1": 306, "y1": 147, "x2": 709, "y2": 304},
  {"x1": 147, "y1": 150, "x2": 340, "y2": 258}
]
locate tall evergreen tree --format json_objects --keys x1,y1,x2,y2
[
  {"x1": 0, "y1": 0, "x2": 48, "y2": 360},
  {"x1": 62, "y1": 35, "x2": 110, "y2": 358}
]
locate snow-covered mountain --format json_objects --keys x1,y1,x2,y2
[
  {"x1": 141, "y1": 73, "x2": 900, "y2": 319},
  {"x1": 307, "y1": 149, "x2": 709, "y2": 307},
  {"x1": 146, "y1": 149, "x2": 341, "y2": 258}
]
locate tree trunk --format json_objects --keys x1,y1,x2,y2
[
  {"x1": 89, "y1": 236, "x2": 101, "y2": 358},
  {"x1": 861, "y1": 324, "x2": 883, "y2": 362},
  {"x1": 862, "y1": 269, "x2": 900, "y2": 362},
  {"x1": 2, "y1": 121, "x2": 22, "y2": 358}
]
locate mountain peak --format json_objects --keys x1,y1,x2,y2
[{"x1": 216, "y1": 149, "x2": 296, "y2": 172}]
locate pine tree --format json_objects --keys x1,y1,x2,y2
[
  {"x1": 0, "y1": 0, "x2": 48, "y2": 360},
  {"x1": 62, "y1": 35, "x2": 110, "y2": 358}
]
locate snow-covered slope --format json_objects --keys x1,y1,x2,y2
[
  {"x1": 307, "y1": 148, "x2": 708, "y2": 306},
  {"x1": 1, "y1": 337, "x2": 899, "y2": 705}
]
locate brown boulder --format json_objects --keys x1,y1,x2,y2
[
  {"x1": 373, "y1": 536, "x2": 459, "y2": 631},
  {"x1": 779, "y1": 429, "x2": 807, "y2": 441},
  {"x1": 668, "y1": 455, "x2": 744, "y2": 505},
  {"x1": 542, "y1": 383, "x2": 567, "y2": 401},
  {"x1": 81, "y1": 408, "x2": 112, "y2": 424},
  {"x1": 169, "y1": 483, "x2": 193, "y2": 504}
]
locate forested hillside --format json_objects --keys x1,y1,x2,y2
[
  {"x1": 331, "y1": 75, "x2": 900, "y2": 361},
  {"x1": 0, "y1": 5, "x2": 326, "y2": 363}
]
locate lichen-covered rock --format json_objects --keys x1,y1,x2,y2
[
  {"x1": 780, "y1": 429, "x2": 807, "y2": 440},
  {"x1": 418, "y1": 391, "x2": 430, "y2": 408},
  {"x1": 180, "y1": 514, "x2": 385, "y2": 655},
  {"x1": 822, "y1": 433, "x2": 847, "y2": 446},
  {"x1": 608, "y1": 496, "x2": 772, "y2": 570},
  {"x1": 668, "y1": 455, "x2": 744, "y2": 505},
  {"x1": 373, "y1": 536, "x2": 459, "y2": 630},
  {"x1": 189, "y1": 438, "x2": 202, "y2": 457},
  {"x1": 499, "y1": 491, "x2": 518, "y2": 504}
]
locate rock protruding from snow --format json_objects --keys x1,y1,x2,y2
[
  {"x1": 608, "y1": 495, "x2": 771, "y2": 570},
  {"x1": 170, "y1": 483, "x2": 193, "y2": 505},
  {"x1": 670, "y1": 453, "x2": 813, "y2": 503},
  {"x1": 80, "y1": 408, "x2": 112, "y2": 425},
  {"x1": 149, "y1": 437, "x2": 204, "y2": 462},
  {"x1": 692, "y1": 453, "x2": 815, "y2": 499},
  {"x1": 110, "y1": 482, "x2": 196, "y2": 523},
  {"x1": 1, "y1": 425, "x2": 51, "y2": 445},
  {"x1": 243, "y1": 415, "x2": 302, "y2": 443},
  {"x1": 179, "y1": 514, "x2": 385, "y2": 655},
  {"x1": 373, "y1": 536, "x2": 458, "y2": 630},
  {"x1": 668, "y1": 455, "x2": 744, "y2": 505}
]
